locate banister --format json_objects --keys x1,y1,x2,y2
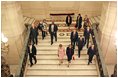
[
  {"x1": 91, "y1": 25, "x2": 109, "y2": 77},
  {"x1": 15, "y1": 25, "x2": 31, "y2": 77}
]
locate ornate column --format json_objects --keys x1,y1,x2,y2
[{"x1": 1, "y1": 1, "x2": 25, "y2": 75}]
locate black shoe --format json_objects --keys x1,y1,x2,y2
[
  {"x1": 88, "y1": 62, "x2": 90, "y2": 65},
  {"x1": 30, "y1": 64, "x2": 33, "y2": 67},
  {"x1": 35, "y1": 61, "x2": 37, "y2": 64}
]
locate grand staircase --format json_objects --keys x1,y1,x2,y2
[{"x1": 24, "y1": 17, "x2": 100, "y2": 76}]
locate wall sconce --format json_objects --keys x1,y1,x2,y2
[
  {"x1": 1, "y1": 33, "x2": 9, "y2": 60},
  {"x1": 1, "y1": 33, "x2": 11, "y2": 77}
]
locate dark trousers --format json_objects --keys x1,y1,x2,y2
[
  {"x1": 66, "y1": 23, "x2": 71, "y2": 26},
  {"x1": 29, "y1": 53, "x2": 37, "y2": 65},
  {"x1": 50, "y1": 32, "x2": 57, "y2": 45},
  {"x1": 85, "y1": 37, "x2": 89, "y2": 48},
  {"x1": 78, "y1": 25, "x2": 82, "y2": 30},
  {"x1": 42, "y1": 31, "x2": 46, "y2": 40},
  {"x1": 31, "y1": 36, "x2": 38, "y2": 45},
  {"x1": 78, "y1": 47, "x2": 82, "y2": 57},
  {"x1": 77, "y1": 24, "x2": 82, "y2": 30},
  {"x1": 88, "y1": 55, "x2": 94, "y2": 63},
  {"x1": 83, "y1": 24, "x2": 87, "y2": 30},
  {"x1": 71, "y1": 40, "x2": 76, "y2": 49}
]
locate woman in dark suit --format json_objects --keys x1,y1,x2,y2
[
  {"x1": 87, "y1": 44, "x2": 96, "y2": 65},
  {"x1": 66, "y1": 44, "x2": 74, "y2": 67}
]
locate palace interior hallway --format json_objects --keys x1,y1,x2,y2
[{"x1": 1, "y1": 1, "x2": 117, "y2": 77}]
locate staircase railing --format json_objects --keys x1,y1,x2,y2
[
  {"x1": 91, "y1": 25, "x2": 109, "y2": 77},
  {"x1": 15, "y1": 25, "x2": 31, "y2": 77}
]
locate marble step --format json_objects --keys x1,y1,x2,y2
[
  {"x1": 37, "y1": 34, "x2": 84, "y2": 39},
  {"x1": 38, "y1": 38, "x2": 71, "y2": 41},
  {"x1": 36, "y1": 50, "x2": 87, "y2": 55},
  {"x1": 37, "y1": 38, "x2": 89, "y2": 43},
  {"x1": 56, "y1": 27, "x2": 75, "y2": 29},
  {"x1": 24, "y1": 16, "x2": 27, "y2": 21},
  {"x1": 35, "y1": 54, "x2": 95, "y2": 60},
  {"x1": 25, "y1": 70, "x2": 98, "y2": 76},
  {"x1": 94, "y1": 17, "x2": 100, "y2": 23},
  {"x1": 27, "y1": 64, "x2": 96, "y2": 70},
  {"x1": 89, "y1": 18, "x2": 92, "y2": 24},
  {"x1": 36, "y1": 43, "x2": 86, "y2": 47},
  {"x1": 90, "y1": 17, "x2": 96, "y2": 24},
  {"x1": 31, "y1": 19, "x2": 35, "y2": 24},
  {"x1": 28, "y1": 18, "x2": 35, "y2": 24},
  {"x1": 29, "y1": 59, "x2": 96, "y2": 65},
  {"x1": 27, "y1": 18, "x2": 31, "y2": 23},
  {"x1": 36, "y1": 42, "x2": 70, "y2": 46},
  {"x1": 37, "y1": 32, "x2": 84, "y2": 36},
  {"x1": 37, "y1": 39, "x2": 91, "y2": 43},
  {"x1": 36, "y1": 46, "x2": 87, "y2": 51},
  {"x1": 46, "y1": 22, "x2": 76, "y2": 24},
  {"x1": 37, "y1": 47, "x2": 86, "y2": 51},
  {"x1": 97, "y1": 16, "x2": 101, "y2": 20},
  {"x1": 38, "y1": 36, "x2": 70, "y2": 39},
  {"x1": 36, "y1": 42, "x2": 90, "y2": 48},
  {"x1": 37, "y1": 40, "x2": 70, "y2": 43},
  {"x1": 24, "y1": 17, "x2": 30, "y2": 24}
]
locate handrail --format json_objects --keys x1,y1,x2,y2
[
  {"x1": 15, "y1": 25, "x2": 31, "y2": 77},
  {"x1": 91, "y1": 25, "x2": 109, "y2": 77}
]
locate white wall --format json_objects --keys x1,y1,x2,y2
[{"x1": 19, "y1": 1, "x2": 103, "y2": 20}]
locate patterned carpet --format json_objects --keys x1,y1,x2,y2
[{"x1": 56, "y1": 24, "x2": 84, "y2": 32}]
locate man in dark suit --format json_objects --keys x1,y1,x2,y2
[
  {"x1": 87, "y1": 44, "x2": 96, "y2": 65},
  {"x1": 84, "y1": 26, "x2": 91, "y2": 48},
  {"x1": 66, "y1": 15, "x2": 72, "y2": 29},
  {"x1": 49, "y1": 21, "x2": 58, "y2": 45},
  {"x1": 38, "y1": 22, "x2": 46, "y2": 40},
  {"x1": 27, "y1": 42, "x2": 37, "y2": 67},
  {"x1": 77, "y1": 36, "x2": 85, "y2": 58},
  {"x1": 76, "y1": 14, "x2": 82, "y2": 30},
  {"x1": 70, "y1": 29, "x2": 78, "y2": 49},
  {"x1": 30, "y1": 23, "x2": 38, "y2": 45}
]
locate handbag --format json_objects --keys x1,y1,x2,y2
[{"x1": 72, "y1": 55, "x2": 75, "y2": 60}]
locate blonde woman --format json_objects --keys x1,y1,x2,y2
[{"x1": 58, "y1": 44, "x2": 65, "y2": 65}]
